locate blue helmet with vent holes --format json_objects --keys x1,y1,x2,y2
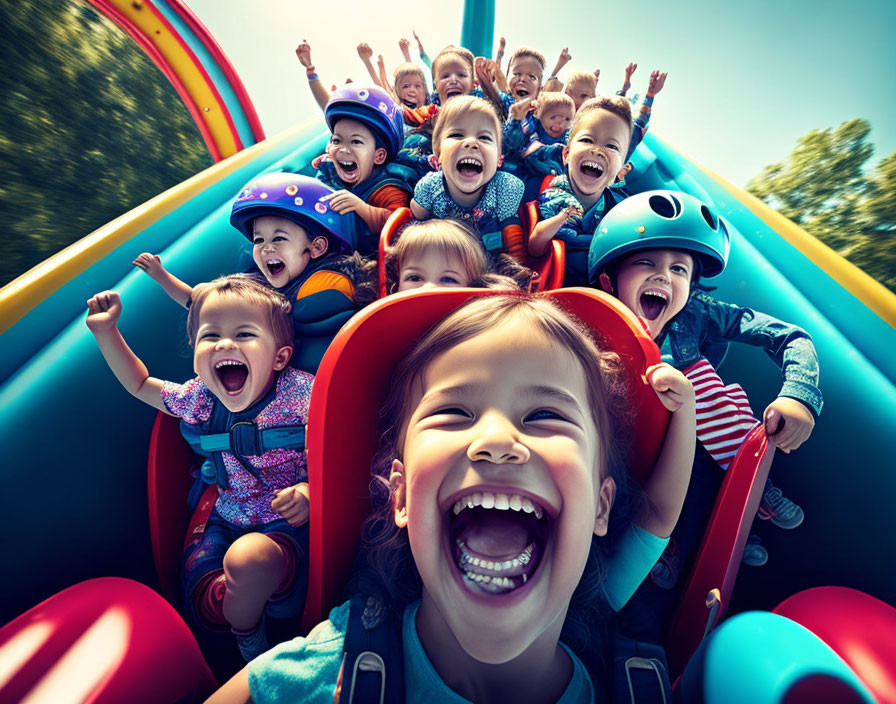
[{"x1": 587, "y1": 190, "x2": 731, "y2": 282}]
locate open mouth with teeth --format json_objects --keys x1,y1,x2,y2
[
  {"x1": 456, "y1": 157, "x2": 483, "y2": 178},
  {"x1": 215, "y1": 359, "x2": 248, "y2": 394},
  {"x1": 579, "y1": 160, "x2": 605, "y2": 180},
  {"x1": 337, "y1": 159, "x2": 359, "y2": 179},
  {"x1": 265, "y1": 259, "x2": 286, "y2": 278},
  {"x1": 639, "y1": 290, "x2": 668, "y2": 321},
  {"x1": 514, "y1": 87, "x2": 530, "y2": 98},
  {"x1": 448, "y1": 491, "x2": 549, "y2": 595}
]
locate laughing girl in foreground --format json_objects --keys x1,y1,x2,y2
[{"x1": 208, "y1": 291, "x2": 695, "y2": 703}]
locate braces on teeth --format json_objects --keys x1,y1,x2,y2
[{"x1": 456, "y1": 539, "x2": 534, "y2": 572}]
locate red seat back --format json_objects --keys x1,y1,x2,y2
[
  {"x1": 377, "y1": 207, "x2": 414, "y2": 298},
  {"x1": 523, "y1": 200, "x2": 567, "y2": 291},
  {"x1": 666, "y1": 425, "x2": 775, "y2": 676},
  {"x1": 147, "y1": 411, "x2": 199, "y2": 602}
]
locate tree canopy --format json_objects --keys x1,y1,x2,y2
[
  {"x1": 747, "y1": 119, "x2": 896, "y2": 292},
  {"x1": 0, "y1": 0, "x2": 213, "y2": 287}
]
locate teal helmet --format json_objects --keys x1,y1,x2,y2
[{"x1": 588, "y1": 191, "x2": 731, "y2": 282}]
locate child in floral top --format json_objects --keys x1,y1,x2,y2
[{"x1": 86, "y1": 276, "x2": 313, "y2": 662}]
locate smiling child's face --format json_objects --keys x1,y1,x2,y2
[
  {"x1": 437, "y1": 111, "x2": 501, "y2": 207},
  {"x1": 391, "y1": 318, "x2": 614, "y2": 663},
  {"x1": 434, "y1": 57, "x2": 474, "y2": 105},
  {"x1": 564, "y1": 109, "x2": 631, "y2": 209},
  {"x1": 396, "y1": 75, "x2": 427, "y2": 108},
  {"x1": 251, "y1": 215, "x2": 325, "y2": 288},
  {"x1": 565, "y1": 80, "x2": 595, "y2": 111},
  {"x1": 614, "y1": 248, "x2": 694, "y2": 338},
  {"x1": 508, "y1": 56, "x2": 543, "y2": 101},
  {"x1": 326, "y1": 117, "x2": 387, "y2": 186},
  {"x1": 192, "y1": 292, "x2": 291, "y2": 413},
  {"x1": 540, "y1": 105, "x2": 574, "y2": 138}
]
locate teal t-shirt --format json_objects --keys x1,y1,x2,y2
[
  {"x1": 403, "y1": 602, "x2": 594, "y2": 704},
  {"x1": 248, "y1": 601, "x2": 595, "y2": 703},
  {"x1": 247, "y1": 525, "x2": 665, "y2": 702}
]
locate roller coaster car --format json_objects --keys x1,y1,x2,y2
[
  {"x1": 377, "y1": 205, "x2": 566, "y2": 297},
  {"x1": 3, "y1": 290, "x2": 893, "y2": 703}
]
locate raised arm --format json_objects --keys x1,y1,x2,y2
[
  {"x1": 399, "y1": 37, "x2": 412, "y2": 63},
  {"x1": 133, "y1": 253, "x2": 192, "y2": 308},
  {"x1": 356, "y1": 43, "x2": 385, "y2": 88},
  {"x1": 548, "y1": 47, "x2": 572, "y2": 84},
  {"x1": 494, "y1": 36, "x2": 509, "y2": 92},
  {"x1": 618, "y1": 61, "x2": 637, "y2": 96},
  {"x1": 475, "y1": 57, "x2": 505, "y2": 117},
  {"x1": 637, "y1": 363, "x2": 696, "y2": 538},
  {"x1": 376, "y1": 54, "x2": 392, "y2": 95},
  {"x1": 528, "y1": 205, "x2": 581, "y2": 257},
  {"x1": 626, "y1": 70, "x2": 666, "y2": 159},
  {"x1": 295, "y1": 40, "x2": 330, "y2": 111},
  {"x1": 85, "y1": 291, "x2": 169, "y2": 413},
  {"x1": 413, "y1": 29, "x2": 432, "y2": 69}
]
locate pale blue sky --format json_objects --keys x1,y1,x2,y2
[{"x1": 186, "y1": 0, "x2": 896, "y2": 186}]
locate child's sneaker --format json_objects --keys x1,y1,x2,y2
[
  {"x1": 742, "y1": 532, "x2": 768, "y2": 567},
  {"x1": 649, "y1": 538, "x2": 681, "y2": 590},
  {"x1": 758, "y1": 479, "x2": 804, "y2": 529},
  {"x1": 232, "y1": 615, "x2": 269, "y2": 662}
]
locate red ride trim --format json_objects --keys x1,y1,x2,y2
[
  {"x1": 377, "y1": 207, "x2": 414, "y2": 298},
  {"x1": 85, "y1": 0, "x2": 222, "y2": 161},
  {"x1": 168, "y1": 0, "x2": 266, "y2": 142},
  {"x1": 141, "y1": 0, "x2": 243, "y2": 155}
]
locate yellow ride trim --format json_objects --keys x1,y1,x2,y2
[
  {"x1": 107, "y1": 0, "x2": 238, "y2": 159},
  {"x1": 698, "y1": 164, "x2": 896, "y2": 329},
  {"x1": 0, "y1": 122, "x2": 316, "y2": 336}
]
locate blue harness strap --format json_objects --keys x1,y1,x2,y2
[
  {"x1": 177, "y1": 380, "x2": 301, "y2": 489},
  {"x1": 198, "y1": 424, "x2": 305, "y2": 454},
  {"x1": 342, "y1": 595, "x2": 404, "y2": 704}
]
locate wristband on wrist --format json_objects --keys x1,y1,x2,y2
[{"x1": 307, "y1": 71, "x2": 319, "y2": 81}]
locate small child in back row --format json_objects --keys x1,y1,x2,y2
[
  {"x1": 410, "y1": 95, "x2": 527, "y2": 263},
  {"x1": 532, "y1": 95, "x2": 635, "y2": 286},
  {"x1": 503, "y1": 91, "x2": 576, "y2": 198},
  {"x1": 86, "y1": 276, "x2": 312, "y2": 662},
  {"x1": 313, "y1": 86, "x2": 412, "y2": 254}
]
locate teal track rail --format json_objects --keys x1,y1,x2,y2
[
  {"x1": 1, "y1": 125, "x2": 894, "y2": 626},
  {"x1": 0, "y1": 122, "x2": 329, "y2": 624}
]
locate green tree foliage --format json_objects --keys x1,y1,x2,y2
[
  {"x1": 747, "y1": 119, "x2": 896, "y2": 292},
  {"x1": 0, "y1": 0, "x2": 213, "y2": 287}
]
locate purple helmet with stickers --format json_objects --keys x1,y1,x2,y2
[
  {"x1": 230, "y1": 173, "x2": 356, "y2": 254},
  {"x1": 324, "y1": 85, "x2": 405, "y2": 161}
]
